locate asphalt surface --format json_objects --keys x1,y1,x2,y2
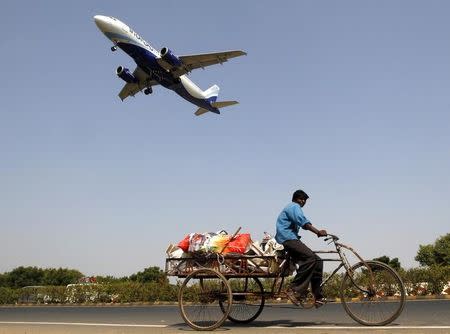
[{"x1": 0, "y1": 300, "x2": 449, "y2": 333}]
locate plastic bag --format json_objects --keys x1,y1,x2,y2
[
  {"x1": 188, "y1": 233, "x2": 207, "y2": 252},
  {"x1": 201, "y1": 234, "x2": 226, "y2": 253},
  {"x1": 222, "y1": 233, "x2": 252, "y2": 254},
  {"x1": 178, "y1": 232, "x2": 228, "y2": 253},
  {"x1": 166, "y1": 244, "x2": 184, "y2": 258},
  {"x1": 177, "y1": 235, "x2": 191, "y2": 252}
]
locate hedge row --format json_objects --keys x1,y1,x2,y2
[
  {"x1": 0, "y1": 282, "x2": 178, "y2": 304},
  {"x1": 0, "y1": 266, "x2": 448, "y2": 304}
]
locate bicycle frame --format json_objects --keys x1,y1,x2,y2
[{"x1": 271, "y1": 235, "x2": 375, "y2": 297}]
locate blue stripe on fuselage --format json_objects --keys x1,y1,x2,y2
[{"x1": 104, "y1": 31, "x2": 135, "y2": 45}]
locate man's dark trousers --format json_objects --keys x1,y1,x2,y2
[{"x1": 283, "y1": 239, "x2": 323, "y2": 299}]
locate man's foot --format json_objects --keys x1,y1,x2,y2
[
  {"x1": 285, "y1": 288, "x2": 301, "y2": 306},
  {"x1": 314, "y1": 297, "x2": 327, "y2": 308},
  {"x1": 286, "y1": 287, "x2": 309, "y2": 306}
]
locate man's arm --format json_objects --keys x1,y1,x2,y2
[
  {"x1": 303, "y1": 223, "x2": 327, "y2": 237},
  {"x1": 292, "y1": 204, "x2": 327, "y2": 237}
]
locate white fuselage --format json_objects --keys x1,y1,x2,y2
[{"x1": 94, "y1": 15, "x2": 216, "y2": 105}]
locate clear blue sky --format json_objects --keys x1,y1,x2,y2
[{"x1": 1, "y1": 1, "x2": 449, "y2": 276}]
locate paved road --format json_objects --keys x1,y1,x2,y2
[{"x1": 0, "y1": 300, "x2": 449, "y2": 333}]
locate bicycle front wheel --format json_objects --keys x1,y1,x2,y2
[
  {"x1": 178, "y1": 268, "x2": 232, "y2": 331},
  {"x1": 340, "y1": 260, "x2": 405, "y2": 326}
]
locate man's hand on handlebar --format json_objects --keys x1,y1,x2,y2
[{"x1": 304, "y1": 223, "x2": 328, "y2": 238}]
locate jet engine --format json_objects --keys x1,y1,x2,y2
[
  {"x1": 160, "y1": 47, "x2": 182, "y2": 67},
  {"x1": 116, "y1": 66, "x2": 137, "y2": 83}
]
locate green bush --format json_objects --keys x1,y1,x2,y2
[
  {"x1": 0, "y1": 282, "x2": 178, "y2": 305},
  {"x1": 322, "y1": 272, "x2": 344, "y2": 299},
  {"x1": 402, "y1": 266, "x2": 450, "y2": 295},
  {"x1": 426, "y1": 266, "x2": 450, "y2": 294},
  {"x1": 18, "y1": 286, "x2": 67, "y2": 304},
  {"x1": 91, "y1": 281, "x2": 177, "y2": 303},
  {"x1": 0, "y1": 287, "x2": 18, "y2": 304}
]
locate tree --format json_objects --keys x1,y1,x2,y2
[
  {"x1": 43, "y1": 268, "x2": 83, "y2": 286},
  {"x1": 6, "y1": 267, "x2": 45, "y2": 288},
  {"x1": 95, "y1": 275, "x2": 128, "y2": 284},
  {"x1": 373, "y1": 255, "x2": 401, "y2": 271},
  {"x1": 415, "y1": 233, "x2": 450, "y2": 267},
  {"x1": 2, "y1": 267, "x2": 84, "y2": 288},
  {"x1": 129, "y1": 267, "x2": 167, "y2": 284},
  {"x1": 0, "y1": 273, "x2": 6, "y2": 287}
]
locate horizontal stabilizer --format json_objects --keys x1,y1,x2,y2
[
  {"x1": 211, "y1": 101, "x2": 239, "y2": 108},
  {"x1": 195, "y1": 108, "x2": 220, "y2": 116},
  {"x1": 194, "y1": 100, "x2": 238, "y2": 117},
  {"x1": 195, "y1": 108, "x2": 210, "y2": 116}
]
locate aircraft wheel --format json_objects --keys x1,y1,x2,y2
[{"x1": 144, "y1": 87, "x2": 152, "y2": 95}]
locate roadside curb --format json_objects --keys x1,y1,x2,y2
[
  {"x1": 406, "y1": 294, "x2": 450, "y2": 300},
  {"x1": 0, "y1": 295, "x2": 449, "y2": 307},
  {"x1": 0, "y1": 301, "x2": 176, "y2": 307},
  {"x1": 332, "y1": 295, "x2": 450, "y2": 303}
]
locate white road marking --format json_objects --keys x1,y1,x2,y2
[
  {"x1": 0, "y1": 321, "x2": 167, "y2": 328},
  {"x1": 0, "y1": 322, "x2": 450, "y2": 330},
  {"x1": 267, "y1": 326, "x2": 450, "y2": 330}
]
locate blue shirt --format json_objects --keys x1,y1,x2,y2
[{"x1": 275, "y1": 202, "x2": 311, "y2": 244}]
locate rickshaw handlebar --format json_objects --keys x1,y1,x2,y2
[{"x1": 324, "y1": 234, "x2": 339, "y2": 242}]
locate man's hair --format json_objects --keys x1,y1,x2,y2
[{"x1": 292, "y1": 189, "x2": 309, "y2": 202}]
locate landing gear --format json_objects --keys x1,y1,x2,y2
[
  {"x1": 144, "y1": 87, "x2": 153, "y2": 95},
  {"x1": 111, "y1": 46, "x2": 118, "y2": 52}
]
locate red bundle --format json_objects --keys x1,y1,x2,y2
[{"x1": 222, "y1": 233, "x2": 252, "y2": 254}]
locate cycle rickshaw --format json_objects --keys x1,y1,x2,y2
[{"x1": 165, "y1": 232, "x2": 406, "y2": 331}]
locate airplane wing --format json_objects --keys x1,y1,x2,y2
[
  {"x1": 164, "y1": 50, "x2": 246, "y2": 78},
  {"x1": 118, "y1": 66, "x2": 159, "y2": 101}
]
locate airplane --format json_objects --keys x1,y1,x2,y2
[{"x1": 93, "y1": 15, "x2": 246, "y2": 116}]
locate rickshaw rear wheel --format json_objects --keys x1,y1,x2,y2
[{"x1": 178, "y1": 268, "x2": 232, "y2": 331}]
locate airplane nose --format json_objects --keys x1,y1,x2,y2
[{"x1": 94, "y1": 15, "x2": 110, "y2": 32}]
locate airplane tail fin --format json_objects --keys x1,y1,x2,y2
[
  {"x1": 194, "y1": 101, "x2": 239, "y2": 116},
  {"x1": 203, "y1": 84, "x2": 220, "y2": 102}
]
